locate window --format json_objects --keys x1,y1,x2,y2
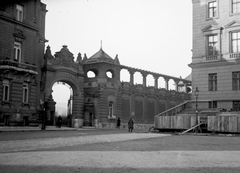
[
  {"x1": 207, "y1": 35, "x2": 218, "y2": 55},
  {"x1": 208, "y1": 1, "x2": 217, "y2": 18},
  {"x1": 14, "y1": 42, "x2": 21, "y2": 62},
  {"x1": 209, "y1": 101, "x2": 217, "y2": 108},
  {"x1": 2, "y1": 80, "x2": 10, "y2": 101},
  {"x1": 16, "y1": 4, "x2": 23, "y2": 22},
  {"x1": 232, "y1": 0, "x2": 240, "y2": 14},
  {"x1": 209, "y1": 73, "x2": 217, "y2": 91},
  {"x1": 22, "y1": 83, "x2": 29, "y2": 103},
  {"x1": 231, "y1": 31, "x2": 240, "y2": 53},
  {"x1": 108, "y1": 101, "x2": 114, "y2": 117},
  {"x1": 232, "y1": 72, "x2": 240, "y2": 90},
  {"x1": 233, "y1": 101, "x2": 240, "y2": 111}
]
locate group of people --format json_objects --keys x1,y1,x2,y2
[{"x1": 117, "y1": 117, "x2": 134, "y2": 132}]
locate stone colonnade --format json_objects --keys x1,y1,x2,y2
[{"x1": 123, "y1": 66, "x2": 190, "y2": 93}]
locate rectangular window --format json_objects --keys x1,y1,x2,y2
[
  {"x1": 108, "y1": 101, "x2": 113, "y2": 117},
  {"x1": 209, "y1": 73, "x2": 217, "y2": 91},
  {"x1": 231, "y1": 31, "x2": 240, "y2": 53},
  {"x1": 232, "y1": 0, "x2": 240, "y2": 14},
  {"x1": 207, "y1": 35, "x2": 218, "y2": 55},
  {"x1": 3, "y1": 80, "x2": 10, "y2": 101},
  {"x1": 208, "y1": 1, "x2": 217, "y2": 18},
  {"x1": 232, "y1": 72, "x2": 240, "y2": 90},
  {"x1": 233, "y1": 101, "x2": 240, "y2": 111},
  {"x1": 22, "y1": 83, "x2": 29, "y2": 103},
  {"x1": 14, "y1": 42, "x2": 21, "y2": 62},
  {"x1": 16, "y1": 4, "x2": 23, "y2": 22},
  {"x1": 209, "y1": 101, "x2": 217, "y2": 108}
]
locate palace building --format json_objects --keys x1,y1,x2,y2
[{"x1": 0, "y1": 0, "x2": 191, "y2": 128}]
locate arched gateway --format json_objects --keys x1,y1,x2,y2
[{"x1": 42, "y1": 45, "x2": 84, "y2": 128}]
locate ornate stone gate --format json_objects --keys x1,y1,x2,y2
[{"x1": 41, "y1": 45, "x2": 84, "y2": 128}]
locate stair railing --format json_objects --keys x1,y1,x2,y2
[{"x1": 155, "y1": 101, "x2": 190, "y2": 117}]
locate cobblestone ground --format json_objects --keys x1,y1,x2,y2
[{"x1": 0, "y1": 132, "x2": 240, "y2": 173}]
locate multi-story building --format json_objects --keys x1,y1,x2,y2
[
  {"x1": 0, "y1": 1, "x2": 47, "y2": 125},
  {"x1": 190, "y1": 0, "x2": 240, "y2": 110}
]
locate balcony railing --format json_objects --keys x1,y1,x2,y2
[
  {"x1": 203, "y1": 55, "x2": 219, "y2": 62},
  {"x1": 229, "y1": 53, "x2": 240, "y2": 59},
  {"x1": 0, "y1": 59, "x2": 37, "y2": 74}
]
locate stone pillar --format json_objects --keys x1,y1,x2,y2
[
  {"x1": 154, "y1": 76, "x2": 159, "y2": 89},
  {"x1": 142, "y1": 72, "x2": 147, "y2": 87},
  {"x1": 164, "y1": 78, "x2": 169, "y2": 90},
  {"x1": 72, "y1": 93, "x2": 84, "y2": 128},
  {"x1": 174, "y1": 80, "x2": 179, "y2": 92},
  {"x1": 129, "y1": 70, "x2": 135, "y2": 85}
]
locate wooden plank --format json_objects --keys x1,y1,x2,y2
[
  {"x1": 173, "y1": 116, "x2": 177, "y2": 129},
  {"x1": 207, "y1": 116, "x2": 213, "y2": 131},
  {"x1": 170, "y1": 116, "x2": 174, "y2": 129},
  {"x1": 229, "y1": 116, "x2": 237, "y2": 133},
  {"x1": 238, "y1": 117, "x2": 240, "y2": 133},
  {"x1": 190, "y1": 116, "x2": 195, "y2": 127},
  {"x1": 223, "y1": 116, "x2": 229, "y2": 132},
  {"x1": 180, "y1": 122, "x2": 203, "y2": 135}
]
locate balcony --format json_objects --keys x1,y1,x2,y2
[
  {"x1": 229, "y1": 53, "x2": 240, "y2": 59},
  {"x1": 203, "y1": 55, "x2": 220, "y2": 62},
  {"x1": 222, "y1": 53, "x2": 240, "y2": 61},
  {"x1": 0, "y1": 59, "x2": 38, "y2": 75}
]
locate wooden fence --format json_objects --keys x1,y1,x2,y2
[
  {"x1": 155, "y1": 114, "x2": 240, "y2": 133},
  {"x1": 208, "y1": 115, "x2": 240, "y2": 133}
]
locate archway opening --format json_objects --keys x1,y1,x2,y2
[
  {"x1": 52, "y1": 81, "x2": 73, "y2": 126},
  {"x1": 146, "y1": 74, "x2": 154, "y2": 87},
  {"x1": 120, "y1": 69, "x2": 130, "y2": 82},
  {"x1": 134, "y1": 72, "x2": 143, "y2": 85}
]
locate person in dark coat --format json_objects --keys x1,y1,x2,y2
[
  {"x1": 117, "y1": 117, "x2": 121, "y2": 128},
  {"x1": 57, "y1": 115, "x2": 62, "y2": 128},
  {"x1": 128, "y1": 118, "x2": 134, "y2": 132}
]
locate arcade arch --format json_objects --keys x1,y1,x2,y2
[
  {"x1": 134, "y1": 71, "x2": 143, "y2": 85},
  {"x1": 146, "y1": 74, "x2": 154, "y2": 87},
  {"x1": 120, "y1": 69, "x2": 130, "y2": 82}
]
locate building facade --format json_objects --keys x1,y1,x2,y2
[
  {"x1": 190, "y1": 0, "x2": 240, "y2": 110},
  {"x1": 0, "y1": 0, "x2": 47, "y2": 125}
]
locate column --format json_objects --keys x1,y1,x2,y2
[
  {"x1": 129, "y1": 70, "x2": 135, "y2": 85},
  {"x1": 174, "y1": 80, "x2": 179, "y2": 92},
  {"x1": 154, "y1": 76, "x2": 159, "y2": 89},
  {"x1": 141, "y1": 72, "x2": 147, "y2": 87},
  {"x1": 164, "y1": 78, "x2": 169, "y2": 90}
]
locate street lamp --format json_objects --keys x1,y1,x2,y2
[{"x1": 194, "y1": 87, "x2": 199, "y2": 133}]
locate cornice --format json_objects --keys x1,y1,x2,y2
[{"x1": 0, "y1": 14, "x2": 39, "y2": 32}]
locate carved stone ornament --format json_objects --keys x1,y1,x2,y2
[{"x1": 47, "y1": 45, "x2": 79, "y2": 69}]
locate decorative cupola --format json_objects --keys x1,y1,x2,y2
[{"x1": 83, "y1": 48, "x2": 120, "y2": 65}]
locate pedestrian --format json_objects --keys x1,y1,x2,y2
[
  {"x1": 128, "y1": 117, "x2": 134, "y2": 132},
  {"x1": 57, "y1": 115, "x2": 62, "y2": 128},
  {"x1": 117, "y1": 117, "x2": 121, "y2": 128}
]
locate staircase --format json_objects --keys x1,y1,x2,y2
[{"x1": 154, "y1": 101, "x2": 217, "y2": 132}]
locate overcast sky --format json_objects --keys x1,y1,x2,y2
[{"x1": 41, "y1": 0, "x2": 193, "y2": 110}]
